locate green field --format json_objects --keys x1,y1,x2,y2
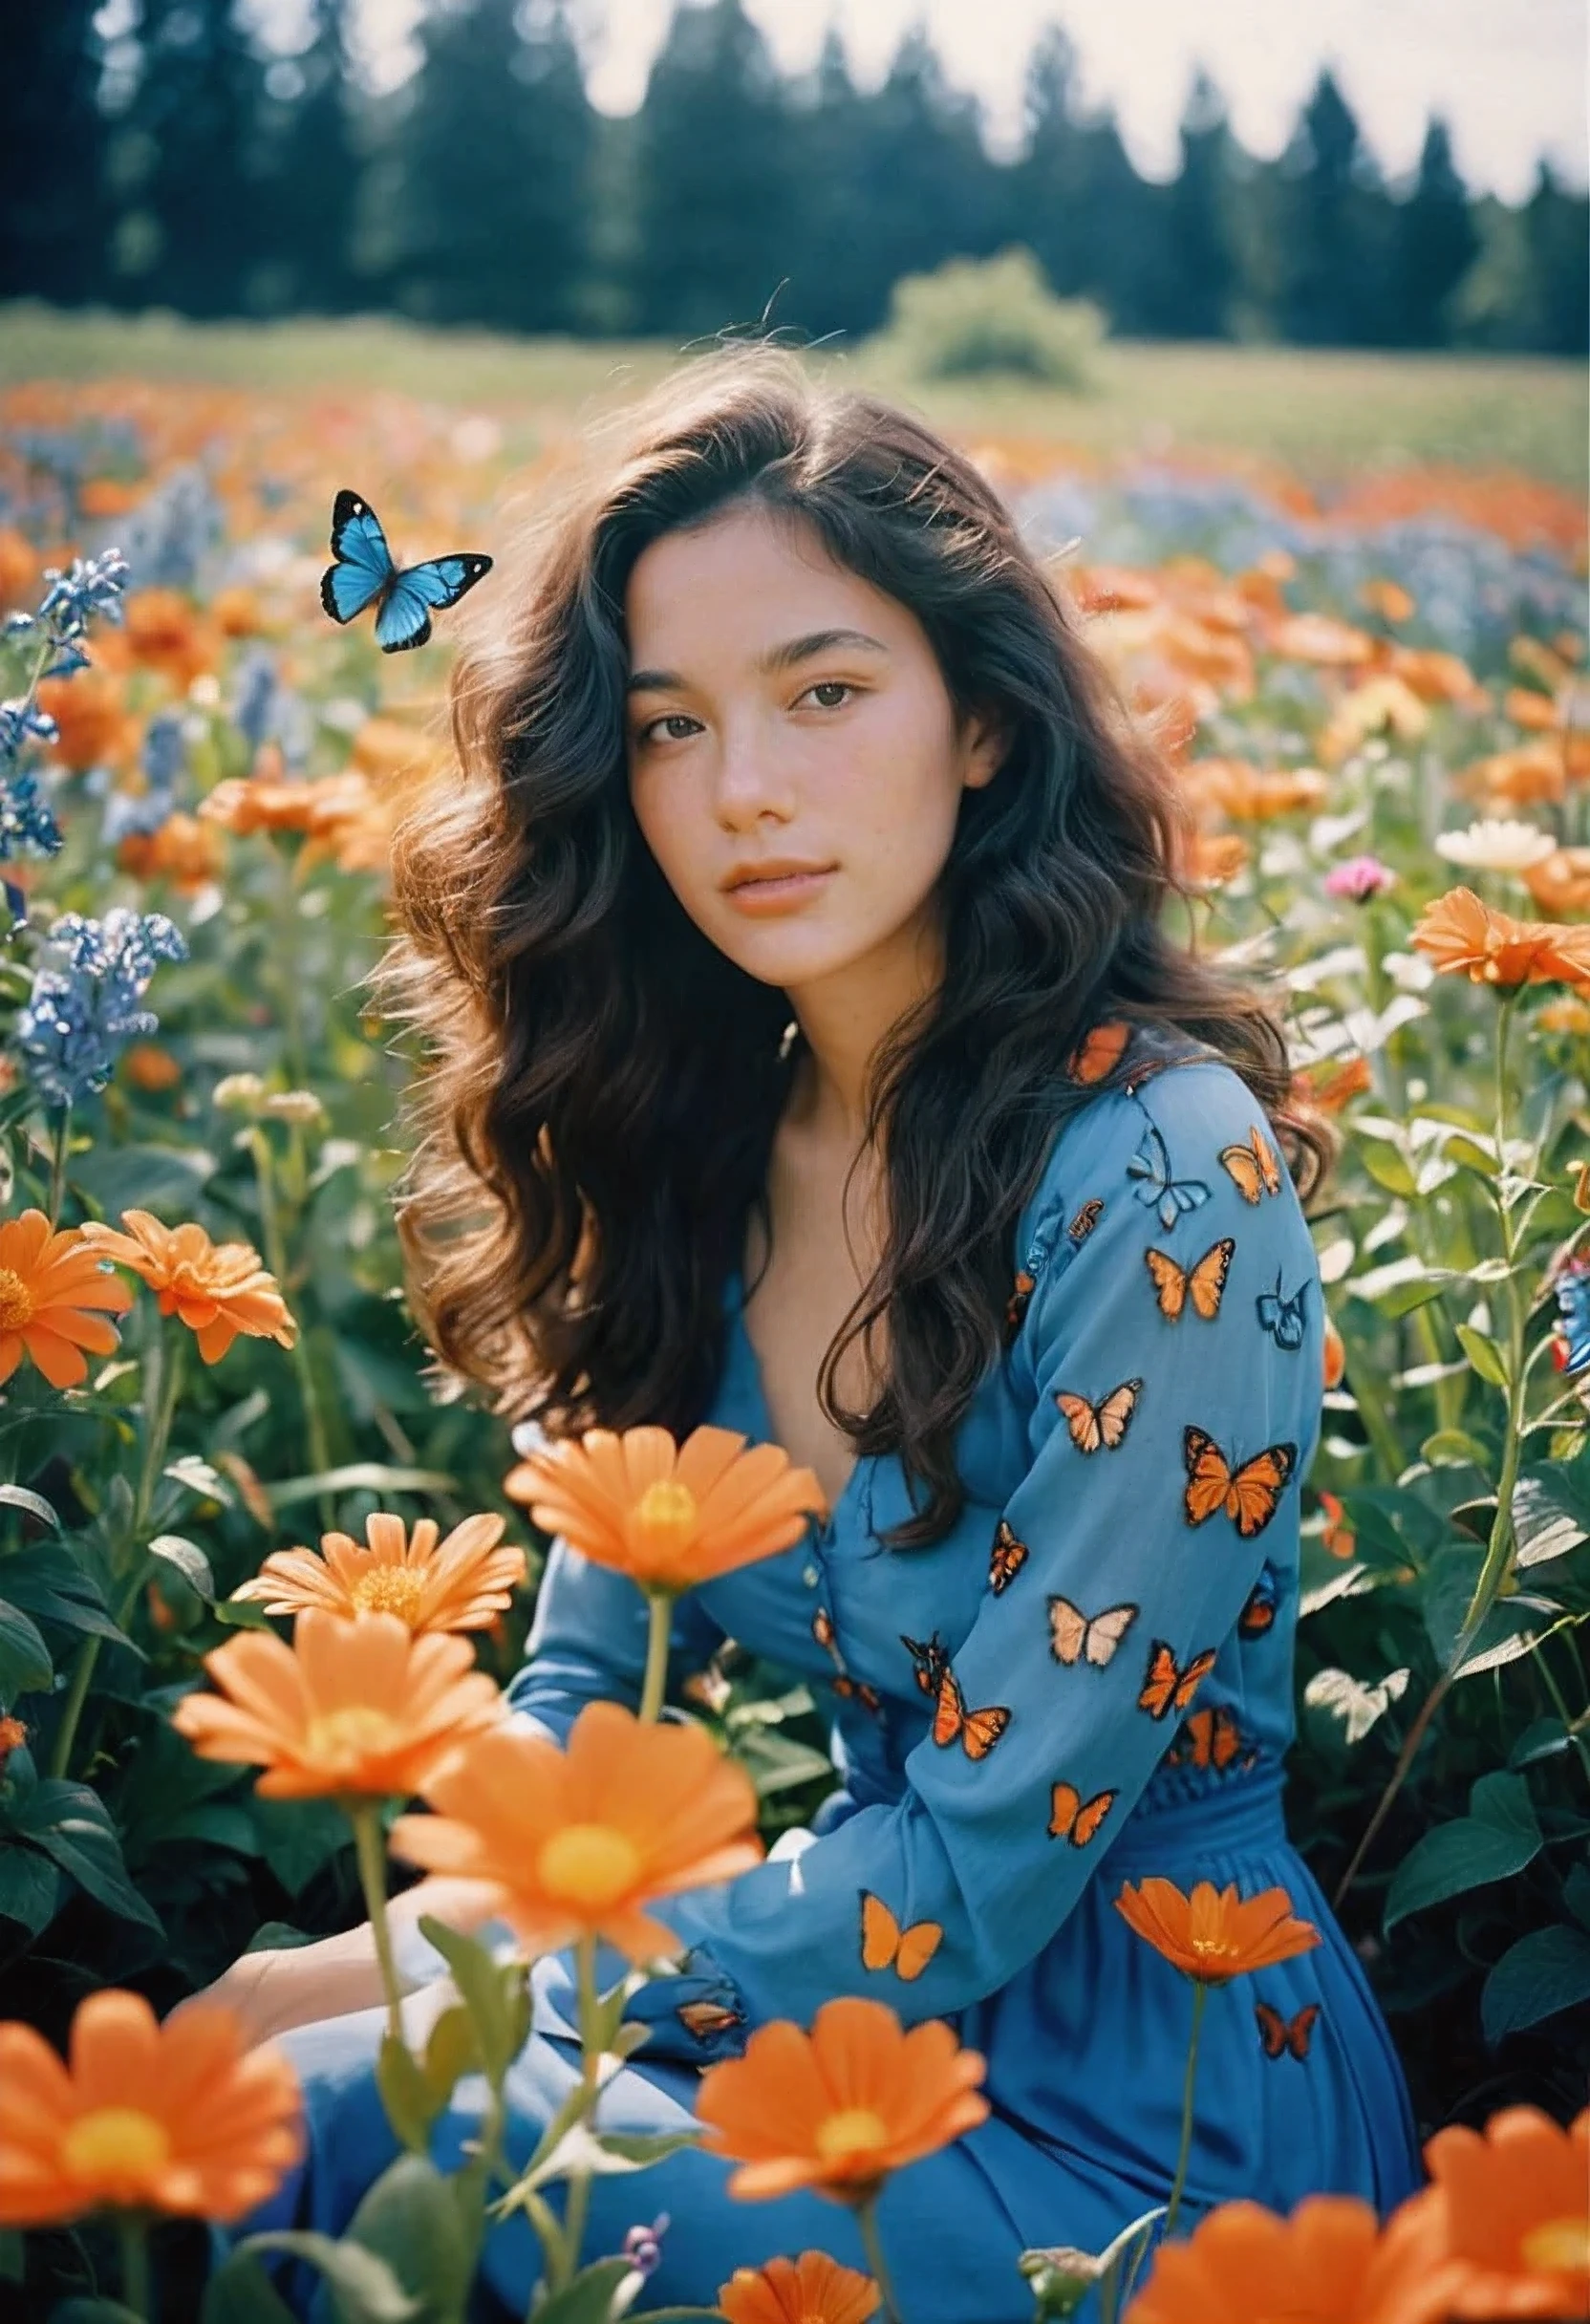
[{"x1": 2, "y1": 300, "x2": 1585, "y2": 491}]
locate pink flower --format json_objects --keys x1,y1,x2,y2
[{"x1": 1323, "y1": 854, "x2": 1398, "y2": 903}]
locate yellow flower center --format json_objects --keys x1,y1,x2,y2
[
  {"x1": 1521, "y1": 2217, "x2": 1590, "y2": 2273},
  {"x1": 61, "y1": 2106, "x2": 171, "y2": 2186},
  {"x1": 1188, "y1": 1935, "x2": 1236, "y2": 1980},
  {"x1": 813, "y1": 2107, "x2": 891, "y2": 2165},
  {"x1": 0, "y1": 1267, "x2": 34, "y2": 1332},
  {"x1": 537, "y1": 1822, "x2": 642, "y2": 1909},
  {"x1": 350, "y1": 1567, "x2": 426, "y2": 1625},
  {"x1": 305, "y1": 1705, "x2": 401, "y2": 1773},
  {"x1": 629, "y1": 1479, "x2": 700, "y2": 1580}
]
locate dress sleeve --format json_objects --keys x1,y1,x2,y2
[
  {"x1": 503, "y1": 1539, "x2": 728, "y2": 1744},
  {"x1": 634, "y1": 1058, "x2": 1324, "y2": 2046}
]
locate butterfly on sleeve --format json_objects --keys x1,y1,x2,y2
[
  {"x1": 320, "y1": 488, "x2": 493, "y2": 653},
  {"x1": 860, "y1": 1891, "x2": 943, "y2": 1982}
]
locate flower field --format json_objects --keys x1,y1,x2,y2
[{"x1": 0, "y1": 360, "x2": 1587, "y2": 2322}]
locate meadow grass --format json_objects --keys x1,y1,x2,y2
[{"x1": 3, "y1": 300, "x2": 1585, "y2": 492}]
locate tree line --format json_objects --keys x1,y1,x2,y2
[{"x1": 3, "y1": 0, "x2": 1585, "y2": 355}]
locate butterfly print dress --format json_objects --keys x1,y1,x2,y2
[{"x1": 236, "y1": 1029, "x2": 1423, "y2": 2323}]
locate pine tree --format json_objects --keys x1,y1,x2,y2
[
  {"x1": 259, "y1": 0, "x2": 361, "y2": 316},
  {"x1": 0, "y1": 0, "x2": 111, "y2": 303},
  {"x1": 1522, "y1": 159, "x2": 1590, "y2": 355},
  {"x1": 1389, "y1": 117, "x2": 1478, "y2": 346},
  {"x1": 124, "y1": 0, "x2": 269, "y2": 319},
  {"x1": 1275, "y1": 69, "x2": 1396, "y2": 346},
  {"x1": 782, "y1": 29, "x2": 873, "y2": 342},
  {"x1": 1158, "y1": 68, "x2": 1237, "y2": 339},
  {"x1": 1010, "y1": 24, "x2": 1089, "y2": 298}
]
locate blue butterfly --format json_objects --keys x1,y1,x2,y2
[
  {"x1": 1127, "y1": 1122, "x2": 1211, "y2": 1232},
  {"x1": 1554, "y1": 1257, "x2": 1590, "y2": 1377},
  {"x1": 319, "y1": 488, "x2": 492, "y2": 653},
  {"x1": 1256, "y1": 1270, "x2": 1309, "y2": 1351}
]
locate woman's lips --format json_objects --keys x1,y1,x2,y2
[{"x1": 724, "y1": 869, "x2": 835, "y2": 913}]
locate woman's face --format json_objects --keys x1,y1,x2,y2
[{"x1": 623, "y1": 499, "x2": 1004, "y2": 1000}]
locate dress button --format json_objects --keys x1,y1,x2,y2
[{"x1": 802, "y1": 1563, "x2": 820, "y2": 1588}]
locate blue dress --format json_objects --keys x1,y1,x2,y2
[{"x1": 226, "y1": 1032, "x2": 1423, "y2": 2322}]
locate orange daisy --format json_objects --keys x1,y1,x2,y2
[
  {"x1": 1383, "y1": 2104, "x2": 1590, "y2": 2323},
  {"x1": 1319, "y1": 1491, "x2": 1356, "y2": 1560},
  {"x1": 695, "y1": 1996, "x2": 990, "y2": 2206},
  {"x1": 198, "y1": 772, "x2": 322, "y2": 837},
  {"x1": 0, "y1": 1989, "x2": 302, "y2": 2227},
  {"x1": 1522, "y1": 846, "x2": 1590, "y2": 918},
  {"x1": 230, "y1": 1510, "x2": 526, "y2": 1634},
  {"x1": 169, "y1": 1605, "x2": 505, "y2": 1800},
  {"x1": 1120, "y1": 2189, "x2": 1446, "y2": 2324},
  {"x1": 1409, "y1": 887, "x2": 1590, "y2": 992},
  {"x1": 504, "y1": 1423, "x2": 827, "y2": 1596},
  {"x1": 77, "y1": 1210, "x2": 297, "y2": 1364},
  {"x1": 1321, "y1": 1314, "x2": 1346, "y2": 1390},
  {"x1": 719, "y1": 2252, "x2": 881, "y2": 2324},
  {"x1": 389, "y1": 1697, "x2": 762, "y2": 1964},
  {"x1": 1114, "y1": 1878, "x2": 1321, "y2": 1985},
  {"x1": 117, "y1": 809, "x2": 226, "y2": 893},
  {"x1": 0, "y1": 1210, "x2": 135, "y2": 1390}
]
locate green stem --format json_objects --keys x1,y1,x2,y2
[
  {"x1": 553, "y1": 1934, "x2": 602, "y2": 2286},
  {"x1": 351, "y1": 1803, "x2": 405, "y2": 2049},
  {"x1": 855, "y1": 2196, "x2": 903, "y2": 2324},
  {"x1": 46, "y1": 1103, "x2": 73, "y2": 1227},
  {"x1": 49, "y1": 1323, "x2": 183, "y2": 1780},
  {"x1": 248, "y1": 1125, "x2": 333, "y2": 1534},
  {"x1": 638, "y1": 1593, "x2": 673, "y2": 1724},
  {"x1": 1165, "y1": 1980, "x2": 1209, "y2": 2236},
  {"x1": 116, "y1": 2210, "x2": 150, "y2": 2321},
  {"x1": 1531, "y1": 1634, "x2": 1590, "y2": 1790},
  {"x1": 272, "y1": 837, "x2": 308, "y2": 1091}
]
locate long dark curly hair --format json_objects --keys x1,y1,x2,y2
[{"x1": 372, "y1": 343, "x2": 1331, "y2": 1549}]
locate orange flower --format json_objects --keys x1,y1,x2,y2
[
  {"x1": 695, "y1": 1996, "x2": 990, "y2": 2206},
  {"x1": 1537, "y1": 995, "x2": 1590, "y2": 1038},
  {"x1": 389, "y1": 1698, "x2": 762, "y2": 1963},
  {"x1": 1182, "y1": 759, "x2": 1330, "y2": 824},
  {"x1": 0, "y1": 527, "x2": 39, "y2": 613},
  {"x1": 123, "y1": 588, "x2": 220, "y2": 691},
  {"x1": 77, "y1": 1210, "x2": 297, "y2": 1364},
  {"x1": 1360, "y1": 578, "x2": 1416, "y2": 625},
  {"x1": 1267, "y1": 613, "x2": 1376, "y2": 666},
  {"x1": 504, "y1": 1423, "x2": 827, "y2": 1596},
  {"x1": 1181, "y1": 830, "x2": 1251, "y2": 889},
  {"x1": 120, "y1": 1042, "x2": 183, "y2": 1092},
  {"x1": 0, "y1": 1211, "x2": 135, "y2": 1390},
  {"x1": 1319, "y1": 1491, "x2": 1356, "y2": 1560},
  {"x1": 1120, "y1": 2189, "x2": 1442, "y2": 2324},
  {"x1": 0, "y1": 1713, "x2": 28, "y2": 1775},
  {"x1": 170, "y1": 1605, "x2": 505, "y2": 1800},
  {"x1": 36, "y1": 667, "x2": 137, "y2": 773},
  {"x1": 198, "y1": 772, "x2": 320, "y2": 836},
  {"x1": 1114, "y1": 1878, "x2": 1321, "y2": 1985},
  {"x1": 1297, "y1": 1055, "x2": 1374, "y2": 1113},
  {"x1": 231, "y1": 1510, "x2": 526, "y2": 1634},
  {"x1": 77, "y1": 479, "x2": 141, "y2": 520},
  {"x1": 1384, "y1": 2104, "x2": 1590, "y2": 2324},
  {"x1": 117, "y1": 809, "x2": 225, "y2": 893},
  {"x1": 719, "y1": 2252, "x2": 880, "y2": 2324},
  {"x1": 1522, "y1": 846, "x2": 1590, "y2": 918},
  {"x1": 1321, "y1": 1314, "x2": 1346, "y2": 1390},
  {"x1": 1458, "y1": 741, "x2": 1566, "y2": 807},
  {"x1": 211, "y1": 585, "x2": 264, "y2": 637},
  {"x1": 1410, "y1": 887, "x2": 1590, "y2": 992},
  {"x1": 0, "y1": 1989, "x2": 302, "y2": 2227}
]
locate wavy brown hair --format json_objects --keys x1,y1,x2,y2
[{"x1": 373, "y1": 342, "x2": 1332, "y2": 1549}]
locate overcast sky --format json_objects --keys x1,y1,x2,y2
[{"x1": 271, "y1": 0, "x2": 1585, "y2": 201}]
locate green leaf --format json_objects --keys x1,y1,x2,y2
[
  {"x1": 1470, "y1": 1771, "x2": 1541, "y2": 1838},
  {"x1": 1420, "y1": 1431, "x2": 1493, "y2": 1470},
  {"x1": 245, "y1": 1920, "x2": 322, "y2": 1951},
  {"x1": 226, "y1": 2232, "x2": 418, "y2": 2324},
  {"x1": 269, "y1": 1465, "x2": 459, "y2": 1512},
  {"x1": 162, "y1": 1454, "x2": 234, "y2": 1508},
  {"x1": 1302, "y1": 1666, "x2": 1410, "y2": 1747},
  {"x1": 0, "y1": 2227, "x2": 23, "y2": 2282},
  {"x1": 1385, "y1": 1798, "x2": 1542, "y2": 1932},
  {"x1": 149, "y1": 1533, "x2": 216, "y2": 1600},
  {"x1": 516, "y1": 2120, "x2": 700, "y2": 2196},
  {"x1": 201, "y1": 2250, "x2": 301, "y2": 2324},
  {"x1": 1454, "y1": 1323, "x2": 1509, "y2": 1388},
  {"x1": 1379, "y1": 1274, "x2": 1453, "y2": 1318},
  {"x1": 0, "y1": 1598, "x2": 52, "y2": 1700},
  {"x1": 529, "y1": 2259, "x2": 642, "y2": 2324},
  {"x1": 1357, "y1": 1142, "x2": 1418, "y2": 1198},
  {"x1": 376, "y1": 2031, "x2": 440, "y2": 2155},
  {"x1": 0, "y1": 1483, "x2": 60, "y2": 1530},
  {"x1": 13, "y1": 1779, "x2": 163, "y2": 1932},
  {"x1": 0, "y1": 1841, "x2": 63, "y2": 1934},
  {"x1": 1481, "y1": 1924, "x2": 1590, "y2": 2042},
  {"x1": 340, "y1": 2154, "x2": 474, "y2": 2324},
  {"x1": 419, "y1": 2001, "x2": 482, "y2": 2108},
  {"x1": 72, "y1": 1140, "x2": 217, "y2": 1214},
  {"x1": 415, "y1": 1916, "x2": 525, "y2": 2086},
  {"x1": 251, "y1": 1796, "x2": 352, "y2": 1895},
  {"x1": 1515, "y1": 1466, "x2": 1590, "y2": 1570},
  {"x1": 1422, "y1": 1545, "x2": 1556, "y2": 1677},
  {"x1": 0, "y1": 1543, "x2": 131, "y2": 1645},
  {"x1": 1509, "y1": 1718, "x2": 1570, "y2": 1770}
]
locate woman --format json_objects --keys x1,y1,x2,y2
[{"x1": 208, "y1": 346, "x2": 1422, "y2": 2319}]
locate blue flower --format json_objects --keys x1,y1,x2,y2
[
  {"x1": 15, "y1": 907, "x2": 188, "y2": 1111},
  {"x1": 37, "y1": 547, "x2": 130, "y2": 640}
]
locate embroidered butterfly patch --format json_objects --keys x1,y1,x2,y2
[
  {"x1": 320, "y1": 487, "x2": 492, "y2": 653},
  {"x1": 1049, "y1": 1596, "x2": 1138, "y2": 1668},
  {"x1": 988, "y1": 1519, "x2": 1029, "y2": 1594},
  {"x1": 1138, "y1": 1639, "x2": 1217, "y2": 1719},
  {"x1": 1256, "y1": 2000, "x2": 1320, "y2": 2060},
  {"x1": 1004, "y1": 1268, "x2": 1037, "y2": 1341},
  {"x1": 1183, "y1": 1427, "x2": 1296, "y2": 1536},
  {"x1": 1068, "y1": 1196, "x2": 1105, "y2": 1243},
  {"x1": 676, "y1": 1999, "x2": 745, "y2": 2044},
  {"x1": 933, "y1": 1669, "x2": 1011, "y2": 1760},
  {"x1": 1167, "y1": 1704, "x2": 1256, "y2": 1773},
  {"x1": 1239, "y1": 1566, "x2": 1279, "y2": 1637},
  {"x1": 1055, "y1": 1378, "x2": 1142, "y2": 1453},
  {"x1": 901, "y1": 1630, "x2": 951, "y2": 1696},
  {"x1": 1128, "y1": 1121, "x2": 1212, "y2": 1230},
  {"x1": 812, "y1": 1606, "x2": 880, "y2": 1713},
  {"x1": 1220, "y1": 1125, "x2": 1283, "y2": 1204},
  {"x1": 1256, "y1": 1270, "x2": 1310, "y2": 1350},
  {"x1": 1048, "y1": 1779, "x2": 1116, "y2": 1846},
  {"x1": 1146, "y1": 1237, "x2": 1235, "y2": 1322},
  {"x1": 860, "y1": 1892, "x2": 943, "y2": 1982}
]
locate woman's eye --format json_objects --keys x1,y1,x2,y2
[
  {"x1": 635, "y1": 713, "x2": 699, "y2": 747},
  {"x1": 803, "y1": 681, "x2": 853, "y2": 711}
]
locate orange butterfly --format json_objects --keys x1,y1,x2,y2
[
  {"x1": 1004, "y1": 1268, "x2": 1037, "y2": 1338},
  {"x1": 833, "y1": 1674, "x2": 883, "y2": 1712},
  {"x1": 900, "y1": 1630, "x2": 950, "y2": 1696},
  {"x1": 933, "y1": 1668, "x2": 1011, "y2": 1760},
  {"x1": 811, "y1": 1607, "x2": 838, "y2": 1653},
  {"x1": 1048, "y1": 1596, "x2": 1138, "y2": 1669},
  {"x1": 676, "y1": 1999, "x2": 745, "y2": 2044},
  {"x1": 1066, "y1": 1020, "x2": 1131, "y2": 1085},
  {"x1": 1055, "y1": 1379, "x2": 1142, "y2": 1453},
  {"x1": 1138, "y1": 1639, "x2": 1217, "y2": 1720},
  {"x1": 988, "y1": 1518, "x2": 1029, "y2": 1595},
  {"x1": 1048, "y1": 1780, "x2": 1117, "y2": 1846},
  {"x1": 1255, "y1": 2000, "x2": 1320, "y2": 2060},
  {"x1": 1219, "y1": 1124, "x2": 1283, "y2": 1204},
  {"x1": 1170, "y1": 1704, "x2": 1250, "y2": 1772},
  {"x1": 1239, "y1": 1570, "x2": 1278, "y2": 1637},
  {"x1": 1183, "y1": 1427, "x2": 1296, "y2": 1536},
  {"x1": 1144, "y1": 1237, "x2": 1235, "y2": 1323},
  {"x1": 1067, "y1": 1197, "x2": 1105, "y2": 1244},
  {"x1": 860, "y1": 1892, "x2": 943, "y2": 1982}
]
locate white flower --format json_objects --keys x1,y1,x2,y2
[{"x1": 1433, "y1": 818, "x2": 1558, "y2": 874}]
